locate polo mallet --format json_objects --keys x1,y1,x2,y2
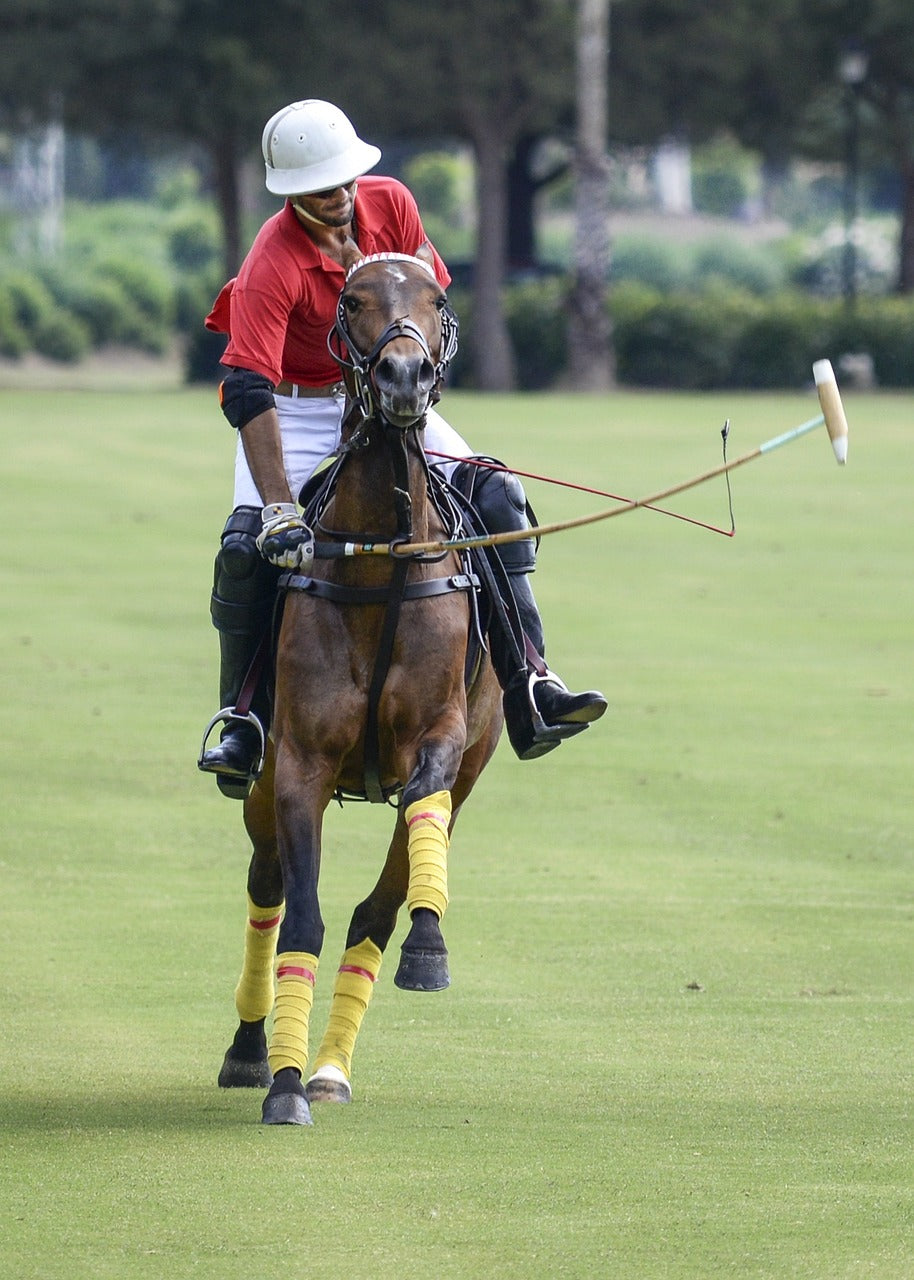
[
  {"x1": 813, "y1": 358, "x2": 849, "y2": 464},
  {"x1": 321, "y1": 361, "x2": 850, "y2": 559}
]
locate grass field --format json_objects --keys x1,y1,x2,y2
[{"x1": 1, "y1": 378, "x2": 911, "y2": 1278}]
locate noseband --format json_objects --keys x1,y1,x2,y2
[{"x1": 328, "y1": 252, "x2": 459, "y2": 425}]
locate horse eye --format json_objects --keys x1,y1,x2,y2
[
  {"x1": 436, "y1": 294, "x2": 448, "y2": 311},
  {"x1": 343, "y1": 295, "x2": 360, "y2": 315}
]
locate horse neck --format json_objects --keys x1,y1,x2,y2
[{"x1": 333, "y1": 421, "x2": 434, "y2": 545}]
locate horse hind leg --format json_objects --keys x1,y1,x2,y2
[
  {"x1": 395, "y1": 789, "x2": 452, "y2": 992},
  {"x1": 218, "y1": 895, "x2": 282, "y2": 1088}
]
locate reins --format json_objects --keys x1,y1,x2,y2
[{"x1": 310, "y1": 408, "x2": 838, "y2": 562}]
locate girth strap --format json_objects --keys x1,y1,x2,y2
[{"x1": 277, "y1": 572, "x2": 479, "y2": 604}]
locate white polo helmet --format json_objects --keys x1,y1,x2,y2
[{"x1": 262, "y1": 100, "x2": 381, "y2": 196}]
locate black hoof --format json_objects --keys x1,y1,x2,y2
[
  {"x1": 394, "y1": 946, "x2": 450, "y2": 991},
  {"x1": 394, "y1": 907, "x2": 450, "y2": 990},
  {"x1": 218, "y1": 1019, "x2": 272, "y2": 1087},
  {"x1": 261, "y1": 1092, "x2": 312, "y2": 1125},
  {"x1": 218, "y1": 1051, "x2": 273, "y2": 1089},
  {"x1": 261, "y1": 1069, "x2": 312, "y2": 1126}
]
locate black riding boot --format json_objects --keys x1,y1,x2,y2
[
  {"x1": 197, "y1": 506, "x2": 277, "y2": 798},
  {"x1": 450, "y1": 459, "x2": 607, "y2": 760}
]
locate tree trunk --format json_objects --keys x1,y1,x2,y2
[
  {"x1": 471, "y1": 130, "x2": 516, "y2": 390},
  {"x1": 568, "y1": 0, "x2": 614, "y2": 390},
  {"x1": 212, "y1": 126, "x2": 242, "y2": 278},
  {"x1": 899, "y1": 159, "x2": 914, "y2": 294},
  {"x1": 507, "y1": 134, "x2": 538, "y2": 271}
]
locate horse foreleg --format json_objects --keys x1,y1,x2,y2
[
  {"x1": 394, "y1": 716, "x2": 501, "y2": 993},
  {"x1": 306, "y1": 937, "x2": 383, "y2": 1104},
  {"x1": 260, "y1": 758, "x2": 328, "y2": 1126},
  {"x1": 307, "y1": 815, "x2": 410, "y2": 1103},
  {"x1": 395, "y1": 787, "x2": 453, "y2": 991},
  {"x1": 305, "y1": 788, "x2": 454, "y2": 1097}
]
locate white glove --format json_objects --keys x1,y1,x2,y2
[{"x1": 255, "y1": 503, "x2": 315, "y2": 571}]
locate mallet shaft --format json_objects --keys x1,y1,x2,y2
[
  {"x1": 758, "y1": 414, "x2": 825, "y2": 455},
  {"x1": 342, "y1": 368, "x2": 847, "y2": 558}
]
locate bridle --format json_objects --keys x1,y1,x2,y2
[{"x1": 327, "y1": 252, "x2": 459, "y2": 426}]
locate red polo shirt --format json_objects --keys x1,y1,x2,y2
[{"x1": 205, "y1": 175, "x2": 450, "y2": 387}]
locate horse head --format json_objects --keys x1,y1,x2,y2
[{"x1": 330, "y1": 252, "x2": 458, "y2": 429}]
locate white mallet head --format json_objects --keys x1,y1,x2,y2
[{"x1": 812, "y1": 359, "x2": 849, "y2": 465}]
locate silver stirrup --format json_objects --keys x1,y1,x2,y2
[{"x1": 197, "y1": 707, "x2": 267, "y2": 782}]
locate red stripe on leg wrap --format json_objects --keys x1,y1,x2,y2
[
  {"x1": 276, "y1": 965, "x2": 316, "y2": 984},
  {"x1": 407, "y1": 810, "x2": 448, "y2": 828},
  {"x1": 338, "y1": 964, "x2": 377, "y2": 982},
  {"x1": 250, "y1": 914, "x2": 282, "y2": 931}
]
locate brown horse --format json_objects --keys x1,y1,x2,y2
[{"x1": 217, "y1": 251, "x2": 504, "y2": 1125}]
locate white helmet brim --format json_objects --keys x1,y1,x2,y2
[{"x1": 266, "y1": 140, "x2": 381, "y2": 196}]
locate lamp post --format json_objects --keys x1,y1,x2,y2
[{"x1": 838, "y1": 42, "x2": 868, "y2": 304}]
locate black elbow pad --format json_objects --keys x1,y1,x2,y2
[{"x1": 219, "y1": 368, "x2": 276, "y2": 430}]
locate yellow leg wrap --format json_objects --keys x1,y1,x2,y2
[
  {"x1": 268, "y1": 951, "x2": 319, "y2": 1077},
  {"x1": 234, "y1": 896, "x2": 284, "y2": 1023},
  {"x1": 405, "y1": 789, "x2": 452, "y2": 919},
  {"x1": 312, "y1": 939, "x2": 383, "y2": 1080}
]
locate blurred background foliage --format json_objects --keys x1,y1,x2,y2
[{"x1": 2, "y1": 0, "x2": 913, "y2": 388}]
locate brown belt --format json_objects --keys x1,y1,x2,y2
[{"x1": 275, "y1": 380, "x2": 345, "y2": 398}]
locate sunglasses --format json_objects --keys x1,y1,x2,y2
[{"x1": 309, "y1": 180, "x2": 357, "y2": 200}]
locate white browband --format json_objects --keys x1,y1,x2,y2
[{"x1": 345, "y1": 252, "x2": 439, "y2": 283}]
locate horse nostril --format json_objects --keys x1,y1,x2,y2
[
  {"x1": 418, "y1": 358, "x2": 435, "y2": 390},
  {"x1": 375, "y1": 356, "x2": 397, "y2": 388}
]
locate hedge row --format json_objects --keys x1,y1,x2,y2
[
  {"x1": 446, "y1": 280, "x2": 914, "y2": 390},
  {"x1": 0, "y1": 199, "x2": 222, "y2": 365},
  {"x1": 5, "y1": 254, "x2": 914, "y2": 389},
  {"x1": 609, "y1": 283, "x2": 914, "y2": 389}
]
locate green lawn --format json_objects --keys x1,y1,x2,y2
[{"x1": 1, "y1": 382, "x2": 911, "y2": 1279}]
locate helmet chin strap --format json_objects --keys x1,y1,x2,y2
[{"x1": 291, "y1": 182, "x2": 358, "y2": 226}]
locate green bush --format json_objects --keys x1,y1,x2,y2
[
  {"x1": 612, "y1": 236, "x2": 690, "y2": 292},
  {"x1": 403, "y1": 152, "x2": 464, "y2": 224},
  {"x1": 689, "y1": 134, "x2": 757, "y2": 218},
  {"x1": 729, "y1": 295, "x2": 832, "y2": 389},
  {"x1": 692, "y1": 168, "x2": 746, "y2": 217},
  {"x1": 440, "y1": 277, "x2": 914, "y2": 392},
  {"x1": 166, "y1": 207, "x2": 221, "y2": 273},
  {"x1": 0, "y1": 282, "x2": 28, "y2": 357},
  {"x1": 39, "y1": 267, "x2": 132, "y2": 346},
  {"x1": 612, "y1": 287, "x2": 743, "y2": 389},
  {"x1": 33, "y1": 311, "x2": 92, "y2": 363},
  {"x1": 0, "y1": 270, "x2": 56, "y2": 335},
  {"x1": 504, "y1": 277, "x2": 568, "y2": 390},
  {"x1": 691, "y1": 239, "x2": 788, "y2": 295},
  {"x1": 96, "y1": 256, "x2": 174, "y2": 328},
  {"x1": 829, "y1": 297, "x2": 914, "y2": 387}
]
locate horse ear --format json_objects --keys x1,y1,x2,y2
[{"x1": 341, "y1": 239, "x2": 362, "y2": 275}]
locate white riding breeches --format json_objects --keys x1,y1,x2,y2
[{"x1": 232, "y1": 392, "x2": 474, "y2": 509}]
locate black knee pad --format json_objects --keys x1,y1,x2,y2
[
  {"x1": 211, "y1": 507, "x2": 277, "y2": 633},
  {"x1": 450, "y1": 457, "x2": 536, "y2": 575},
  {"x1": 218, "y1": 506, "x2": 263, "y2": 579}
]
